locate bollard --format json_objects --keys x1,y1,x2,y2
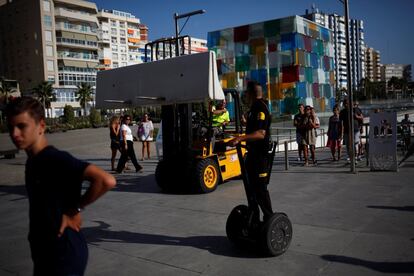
[{"x1": 284, "y1": 141, "x2": 289, "y2": 170}]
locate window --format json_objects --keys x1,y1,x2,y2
[
  {"x1": 47, "y1": 75, "x2": 55, "y2": 83},
  {"x1": 120, "y1": 37, "x2": 126, "y2": 44},
  {"x1": 45, "y1": 45, "x2": 53, "y2": 57},
  {"x1": 120, "y1": 46, "x2": 126, "y2": 53},
  {"x1": 47, "y1": 60, "x2": 54, "y2": 71},
  {"x1": 44, "y1": 15, "x2": 52, "y2": 27},
  {"x1": 43, "y1": 0, "x2": 50, "y2": 12},
  {"x1": 111, "y1": 28, "x2": 117, "y2": 35},
  {"x1": 110, "y1": 20, "x2": 117, "y2": 27},
  {"x1": 120, "y1": 30, "x2": 126, "y2": 37},
  {"x1": 121, "y1": 54, "x2": 126, "y2": 61},
  {"x1": 113, "y1": 62, "x2": 118, "y2": 68},
  {"x1": 111, "y1": 36, "x2": 117, "y2": 43},
  {"x1": 112, "y1": 53, "x2": 118, "y2": 60},
  {"x1": 45, "y1": 30, "x2": 52, "y2": 42},
  {"x1": 111, "y1": 45, "x2": 118, "y2": 52},
  {"x1": 119, "y1": 22, "x2": 125, "y2": 28}
]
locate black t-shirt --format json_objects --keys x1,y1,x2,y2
[
  {"x1": 25, "y1": 146, "x2": 89, "y2": 241},
  {"x1": 294, "y1": 113, "x2": 305, "y2": 136},
  {"x1": 339, "y1": 108, "x2": 360, "y2": 134},
  {"x1": 246, "y1": 99, "x2": 271, "y2": 154}
]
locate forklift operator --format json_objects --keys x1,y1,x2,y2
[
  {"x1": 228, "y1": 81, "x2": 273, "y2": 221},
  {"x1": 212, "y1": 100, "x2": 230, "y2": 128}
]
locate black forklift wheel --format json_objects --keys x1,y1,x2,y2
[
  {"x1": 226, "y1": 205, "x2": 250, "y2": 246},
  {"x1": 260, "y1": 213, "x2": 292, "y2": 256},
  {"x1": 194, "y1": 158, "x2": 220, "y2": 193}
]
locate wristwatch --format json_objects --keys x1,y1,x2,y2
[{"x1": 65, "y1": 207, "x2": 82, "y2": 217}]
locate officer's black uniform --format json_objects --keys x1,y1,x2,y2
[{"x1": 245, "y1": 98, "x2": 273, "y2": 221}]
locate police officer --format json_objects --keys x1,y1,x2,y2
[{"x1": 229, "y1": 81, "x2": 273, "y2": 221}]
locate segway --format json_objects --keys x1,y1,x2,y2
[{"x1": 226, "y1": 142, "x2": 292, "y2": 256}]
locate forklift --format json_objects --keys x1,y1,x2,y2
[
  {"x1": 96, "y1": 50, "x2": 246, "y2": 193},
  {"x1": 154, "y1": 88, "x2": 246, "y2": 193}
]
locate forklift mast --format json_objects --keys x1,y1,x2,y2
[
  {"x1": 145, "y1": 36, "x2": 192, "y2": 62},
  {"x1": 161, "y1": 104, "x2": 193, "y2": 160}
]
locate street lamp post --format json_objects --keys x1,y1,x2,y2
[
  {"x1": 174, "y1": 9, "x2": 206, "y2": 57},
  {"x1": 339, "y1": 0, "x2": 356, "y2": 173}
]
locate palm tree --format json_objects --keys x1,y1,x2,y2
[
  {"x1": 32, "y1": 81, "x2": 56, "y2": 118},
  {"x1": 0, "y1": 77, "x2": 16, "y2": 105},
  {"x1": 76, "y1": 82, "x2": 93, "y2": 116}
]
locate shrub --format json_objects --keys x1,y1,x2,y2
[
  {"x1": 89, "y1": 108, "x2": 101, "y2": 128},
  {"x1": 63, "y1": 105, "x2": 75, "y2": 125}
]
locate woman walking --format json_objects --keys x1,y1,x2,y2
[
  {"x1": 116, "y1": 115, "x2": 142, "y2": 173},
  {"x1": 138, "y1": 113, "x2": 154, "y2": 160},
  {"x1": 109, "y1": 115, "x2": 120, "y2": 171}
]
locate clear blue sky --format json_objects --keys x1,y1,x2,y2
[{"x1": 94, "y1": 0, "x2": 413, "y2": 67}]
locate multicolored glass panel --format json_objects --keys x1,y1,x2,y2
[{"x1": 208, "y1": 16, "x2": 336, "y2": 115}]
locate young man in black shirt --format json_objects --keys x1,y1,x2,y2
[
  {"x1": 6, "y1": 97, "x2": 116, "y2": 276},
  {"x1": 339, "y1": 99, "x2": 363, "y2": 163},
  {"x1": 293, "y1": 103, "x2": 305, "y2": 162},
  {"x1": 229, "y1": 81, "x2": 273, "y2": 221}
]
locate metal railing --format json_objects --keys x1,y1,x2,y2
[
  {"x1": 270, "y1": 127, "x2": 327, "y2": 152},
  {"x1": 269, "y1": 127, "x2": 327, "y2": 170}
]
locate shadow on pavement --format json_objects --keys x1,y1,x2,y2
[
  {"x1": 367, "y1": 205, "x2": 414, "y2": 212},
  {"x1": 0, "y1": 184, "x2": 27, "y2": 200},
  {"x1": 111, "y1": 174, "x2": 160, "y2": 194},
  {"x1": 83, "y1": 220, "x2": 271, "y2": 259},
  {"x1": 321, "y1": 254, "x2": 414, "y2": 273}
]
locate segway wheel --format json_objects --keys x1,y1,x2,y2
[
  {"x1": 194, "y1": 158, "x2": 220, "y2": 193},
  {"x1": 226, "y1": 205, "x2": 249, "y2": 246},
  {"x1": 261, "y1": 213, "x2": 292, "y2": 256}
]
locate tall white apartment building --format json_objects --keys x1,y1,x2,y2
[
  {"x1": 365, "y1": 47, "x2": 381, "y2": 82},
  {"x1": 381, "y1": 64, "x2": 403, "y2": 82},
  {"x1": 184, "y1": 37, "x2": 208, "y2": 54},
  {"x1": 97, "y1": 9, "x2": 148, "y2": 70},
  {"x1": 0, "y1": 0, "x2": 99, "y2": 117},
  {"x1": 304, "y1": 7, "x2": 365, "y2": 93},
  {"x1": 0, "y1": 1, "x2": 150, "y2": 117}
]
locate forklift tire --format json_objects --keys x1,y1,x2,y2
[
  {"x1": 260, "y1": 213, "x2": 292, "y2": 256},
  {"x1": 194, "y1": 158, "x2": 220, "y2": 193},
  {"x1": 226, "y1": 205, "x2": 250, "y2": 246}
]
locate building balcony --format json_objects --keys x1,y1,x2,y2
[
  {"x1": 56, "y1": 37, "x2": 98, "y2": 50},
  {"x1": 55, "y1": 22, "x2": 97, "y2": 35},
  {"x1": 57, "y1": 51, "x2": 98, "y2": 62},
  {"x1": 128, "y1": 43, "x2": 140, "y2": 48},
  {"x1": 55, "y1": 7, "x2": 99, "y2": 26}
]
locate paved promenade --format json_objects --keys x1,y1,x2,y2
[{"x1": 0, "y1": 128, "x2": 414, "y2": 275}]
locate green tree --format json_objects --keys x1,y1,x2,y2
[
  {"x1": 387, "y1": 76, "x2": 399, "y2": 98},
  {"x1": 0, "y1": 77, "x2": 17, "y2": 105},
  {"x1": 75, "y1": 83, "x2": 93, "y2": 116},
  {"x1": 32, "y1": 81, "x2": 56, "y2": 118}
]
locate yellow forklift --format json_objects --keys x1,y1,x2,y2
[
  {"x1": 154, "y1": 88, "x2": 246, "y2": 193},
  {"x1": 96, "y1": 51, "x2": 246, "y2": 193}
]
